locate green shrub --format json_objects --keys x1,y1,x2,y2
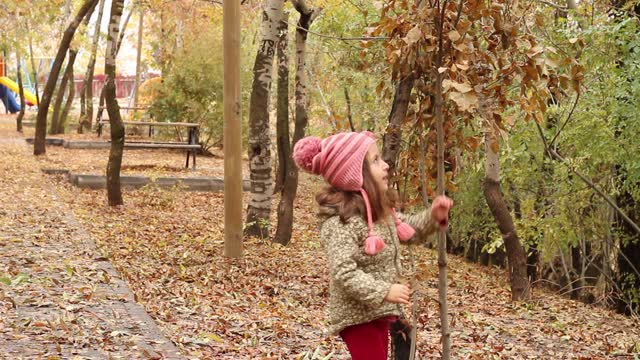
[{"x1": 149, "y1": 28, "x2": 250, "y2": 151}]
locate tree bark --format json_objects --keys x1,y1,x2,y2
[
  {"x1": 51, "y1": 0, "x2": 96, "y2": 135},
  {"x1": 483, "y1": 129, "x2": 531, "y2": 301},
  {"x1": 382, "y1": 75, "x2": 414, "y2": 181},
  {"x1": 80, "y1": 0, "x2": 106, "y2": 133},
  {"x1": 273, "y1": 0, "x2": 318, "y2": 246},
  {"x1": 274, "y1": 13, "x2": 289, "y2": 195},
  {"x1": 34, "y1": 0, "x2": 99, "y2": 155},
  {"x1": 60, "y1": 65, "x2": 75, "y2": 133},
  {"x1": 433, "y1": 14, "x2": 450, "y2": 356},
  {"x1": 26, "y1": 19, "x2": 40, "y2": 106},
  {"x1": 16, "y1": 31, "x2": 26, "y2": 132},
  {"x1": 115, "y1": 10, "x2": 133, "y2": 56},
  {"x1": 615, "y1": 183, "x2": 640, "y2": 315},
  {"x1": 50, "y1": 50, "x2": 77, "y2": 135},
  {"x1": 16, "y1": 60, "x2": 25, "y2": 132},
  {"x1": 244, "y1": 0, "x2": 284, "y2": 238},
  {"x1": 344, "y1": 86, "x2": 355, "y2": 132},
  {"x1": 93, "y1": 8, "x2": 133, "y2": 133},
  {"x1": 133, "y1": 8, "x2": 144, "y2": 110},
  {"x1": 105, "y1": 0, "x2": 125, "y2": 206}
]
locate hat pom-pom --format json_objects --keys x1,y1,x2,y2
[
  {"x1": 364, "y1": 233, "x2": 385, "y2": 255},
  {"x1": 395, "y1": 221, "x2": 416, "y2": 242},
  {"x1": 293, "y1": 136, "x2": 322, "y2": 174}
]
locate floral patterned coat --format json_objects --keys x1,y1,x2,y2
[{"x1": 319, "y1": 207, "x2": 439, "y2": 335}]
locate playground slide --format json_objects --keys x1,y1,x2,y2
[
  {"x1": 0, "y1": 76, "x2": 38, "y2": 106},
  {"x1": 0, "y1": 85, "x2": 21, "y2": 113}
]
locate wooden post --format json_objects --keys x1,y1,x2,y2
[{"x1": 224, "y1": 0, "x2": 243, "y2": 258}]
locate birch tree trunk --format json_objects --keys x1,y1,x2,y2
[
  {"x1": 105, "y1": 0, "x2": 125, "y2": 206},
  {"x1": 273, "y1": 0, "x2": 318, "y2": 246},
  {"x1": 94, "y1": 8, "x2": 132, "y2": 130},
  {"x1": 80, "y1": 0, "x2": 106, "y2": 133},
  {"x1": 245, "y1": 0, "x2": 284, "y2": 238},
  {"x1": 483, "y1": 126, "x2": 530, "y2": 301},
  {"x1": 34, "y1": 0, "x2": 98, "y2": 155},
  {"x1": 274, "y1": 13, "x2": 289, "y2": 195}
]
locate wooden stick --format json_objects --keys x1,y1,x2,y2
[{"x1": 223, "y1": 0, "x2": 243, "y2": 258}]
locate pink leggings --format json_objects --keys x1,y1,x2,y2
[{"x1": 339, "y1": 317, "x2": 392, "y2": 360}]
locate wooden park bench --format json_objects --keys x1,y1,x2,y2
[
  {"x1": 96, "y1": 107, "x2": 201, "y2": 170},
  {"x1": 96, "y1": 106, "x2": 152, "y2": 136}
]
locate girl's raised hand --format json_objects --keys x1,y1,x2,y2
[
  {"x1": 431, "y1": 195, "x2": 453, "y2": 229},
  {"x1": 385, "y1": 284, "x2": 411, "y2": 304}
]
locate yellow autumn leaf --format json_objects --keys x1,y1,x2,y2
[
  {"x1": 449, "y1": 91, "x2": 478, "y2": 112},
  {"x1": 442, "y1": 79, "x2": 473, "y2": 93},
  {"x1": 404, "y1": 25, "x2": 422, "y2": 45},
  {"x1": 448, "y1": 30, "x2": 461, "y2": 42},
  {"x1": 526, "y1": 45, "x2": 544, "y2": 58}
]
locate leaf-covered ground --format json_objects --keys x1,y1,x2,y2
[{"x1": 1, "y1": 116, "x2": 639, "y2": 359}]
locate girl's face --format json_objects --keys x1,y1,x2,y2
[{"x1": 366, "y1": 143, "x2": 390, "y2": 193}]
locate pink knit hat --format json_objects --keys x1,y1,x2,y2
[{"x1": 293, "y1": 131, "x2": 415, "y2": 255}]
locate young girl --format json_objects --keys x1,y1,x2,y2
[{"x1": 293, "y1": 131, "x2": 453, "y2": 360}]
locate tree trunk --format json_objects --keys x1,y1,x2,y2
[
  {"x1": 105, "y1": 0, "x2": 125, "y2": 206},
  {"x1": 53, "y1": 0, "x2": 96, "y2": 134},
  {"x1": 115, "y1": 10, "x2": 133, "y2": 55},
  {"x1": 80, "y1": 0, "x2": 106, "y2": 133},
  {"x1": 274, "y1": 2, "x2": 318, "y2": 246},
  {"x1": 26, "y1": 19, "x2": 41, "y2": 106},
  {"x1": 34, "y1": 0, "x2": 98, "y2": 155},
  {"x1": 133, "y1": 9, "x2": 144, "y2": 110},
  {"x1": 16, "y1": 42, "x2": 26, "y2": 132},
  {"x1": 50, "y1": 50, "x2": 77, "y2": 135},
  {"x1": 382, "y1": 75, "x2": 414, "y2": 181},
  {"x1": 93, "y1": 7, "x2": 132, "y2": 132},
  {"x1": 483, "y1": 129, "x2": 531, "y2": 301},
  {"x1": 60, "y1": 65, "x2": 75, "y2": 133},
  {"x1": 344, "y1": 86, "x2": 355, "y2": 132},
  {"x1": 274, "y1": 13, "x2": 289, "y2": 195},
  {"x1": 244, "y1": 0, "x2": 284, "y2": 238},
  {"x1": 432, "y1": 22, "x2": 450, "y2": 357},
  {"x1": 615, "y1": 189, "x2": 640, "y2": 315}
]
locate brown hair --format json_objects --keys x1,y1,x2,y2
[{"x1": 316, "y1": 156, "x2": 396, "y2": 223}]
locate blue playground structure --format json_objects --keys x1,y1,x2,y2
[
  {"x1": 0, "y1": 84, "x2": 21, "y2": 113},
  {"x1": 0, "y1": 55, "x2": 48, "y2": 114}
]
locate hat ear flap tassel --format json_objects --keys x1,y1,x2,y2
[
  {"x1": 395, "y1": 221, "x2": 415, "y2": 241},
  {"x1": 391, "y1": 208, "x2": 415, "y2": 241},
  {"x1": 364, "y1": 233, "x2": 385, "y2": 255}
]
